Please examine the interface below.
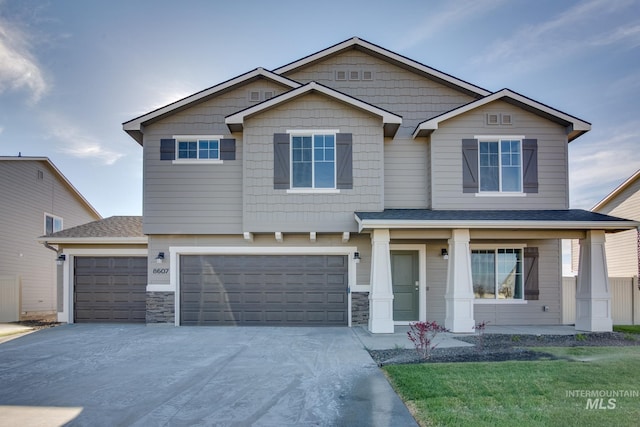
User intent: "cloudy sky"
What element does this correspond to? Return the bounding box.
[1,0,639,218]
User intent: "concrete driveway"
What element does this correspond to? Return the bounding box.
[0,324,417,426]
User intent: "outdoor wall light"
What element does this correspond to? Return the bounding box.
[155,252,165,264]
[56,254,66,265]
[353,252,361,264]
[441,248,449,260]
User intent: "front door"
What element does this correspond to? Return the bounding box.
[391,251,419,321]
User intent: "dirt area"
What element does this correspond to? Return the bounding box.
[14,319,61,331]
[369,332,640,366]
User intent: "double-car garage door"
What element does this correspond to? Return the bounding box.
[74,257,147,323]
[180,255,348,326]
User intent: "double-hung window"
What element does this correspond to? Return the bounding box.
[471,248,523,300]
[291,133,335,189]
[177,138,220,160]
[479,138,522,192]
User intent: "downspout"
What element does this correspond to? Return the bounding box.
[42,241,59,253]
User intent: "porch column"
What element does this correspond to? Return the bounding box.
[444,229,475,333]
[368,229,394,333]
[576,230,612,332]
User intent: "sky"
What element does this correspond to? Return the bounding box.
[1,0,639,219]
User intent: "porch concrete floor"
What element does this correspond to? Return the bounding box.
[353,325,579,351]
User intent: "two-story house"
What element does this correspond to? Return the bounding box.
[0,156,101,321]
[51,38,637,332]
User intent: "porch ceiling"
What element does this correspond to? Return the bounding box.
[355,209,639,233]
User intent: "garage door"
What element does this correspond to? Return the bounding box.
[74,257,147,323]
[180,255,348,326]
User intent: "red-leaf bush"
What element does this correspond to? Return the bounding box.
[407,321,449,360]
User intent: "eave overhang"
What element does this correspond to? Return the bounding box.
[225,81,403,137]
[122,68,301,145]
[38,237,148,245]
[412,89,591,142]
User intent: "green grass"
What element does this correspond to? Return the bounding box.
[384,347,640,427]
[614,325,640,335]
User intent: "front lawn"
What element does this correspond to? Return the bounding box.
[613,325,640,335]
[384,347,640,427]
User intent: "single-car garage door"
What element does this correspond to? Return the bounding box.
[74,257,147,323]
[180,255,348,326]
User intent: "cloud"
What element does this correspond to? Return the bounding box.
[569,121,640,208]
[472,0,638,72]
[0,15,48,103]
[396,0,508,50]
[44,113,124,165]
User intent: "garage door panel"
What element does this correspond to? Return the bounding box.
[180,255,347,326]
[74,257,147,323]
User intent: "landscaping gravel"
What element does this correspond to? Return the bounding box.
[369,332,640,366]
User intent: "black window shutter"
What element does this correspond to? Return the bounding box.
[462,139,479,193]
[273,133,290,189]
[522,139,538,193]
[336,133,353,189]
[524,247,539,301]
[160,139,176,160]
[220,138,236,160]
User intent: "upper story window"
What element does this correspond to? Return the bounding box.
[44,213,63,235]
[472,248,523,300]
[479,138,522,192]
[291,133,336,189]
[177,138,219,160]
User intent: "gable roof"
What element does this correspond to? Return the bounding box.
[592,169,640,211]
[412,89,591,142]
[274,37,491,98]
[122,68,301,144]
[38,216,145,244]
[355,209,638,233]
[225,81,403,137]
[0,156,101,219]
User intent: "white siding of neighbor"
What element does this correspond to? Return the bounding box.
[431,100,570,210]
[142,79,291,235]
[285,49,477,209]
[242,93,383,232]
[0,160,99,315]
[147,233,372,287]
[595,177,640,277]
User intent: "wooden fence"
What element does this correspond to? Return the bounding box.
[562,276,640,325]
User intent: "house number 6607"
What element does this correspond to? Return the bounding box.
[153,268,169,274]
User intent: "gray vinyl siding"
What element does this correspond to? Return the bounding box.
[594,177,640,277]
[424,242,449,324]
[242,93,383,232]
[431,100,570,209]
[285,49,476,209]
[142,79,290,235]
[473,239,562,325]
[0,160,99,314]
[147,233,372,287]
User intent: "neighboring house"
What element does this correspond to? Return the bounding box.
[572,170,640,277]
[0,156,101,322]
[49,37,637,332]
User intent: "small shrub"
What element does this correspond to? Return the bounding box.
[575,333,587,342]
[473,321,489,351]
[407,321,449,360]
[511,335,521,343]
[623,333,637,342]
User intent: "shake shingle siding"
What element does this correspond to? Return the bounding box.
[431,100,569,210]
[142,80,290,235]
[242,93,383,232]
[285,49,477,209]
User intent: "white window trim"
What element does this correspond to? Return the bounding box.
[44,212,63,234]
[288,130,338,190]
[470,244,527,303]
[475,135,525,194]
[173,134,224,163]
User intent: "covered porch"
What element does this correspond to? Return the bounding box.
[355,209,639,334]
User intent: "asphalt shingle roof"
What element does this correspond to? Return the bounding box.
[43,216,143,238]
[355,209,634,223]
